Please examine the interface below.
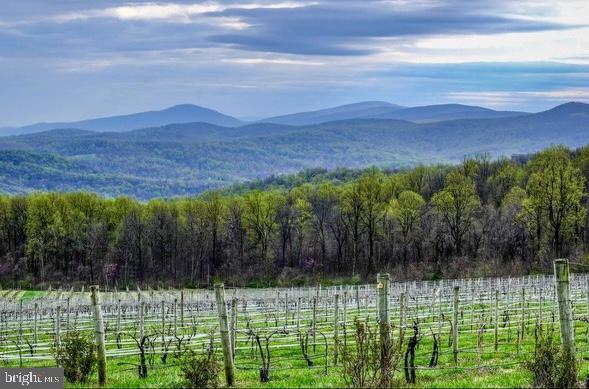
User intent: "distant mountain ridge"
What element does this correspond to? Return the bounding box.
[0,102,587,199]
[4,104,243,135]
[260,101,405,125]
[259,102,528,125]
[371,103,527,122]
[2,100,534,136]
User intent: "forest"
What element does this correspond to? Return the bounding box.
[0,144,587,288]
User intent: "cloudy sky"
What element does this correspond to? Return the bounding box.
[1,0,588,125]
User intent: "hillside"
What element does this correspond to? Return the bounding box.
[0,102,587,199]
[3,104,243,135]
[259,101,405,125]
[373,103,527,122]
[261,102,527,125]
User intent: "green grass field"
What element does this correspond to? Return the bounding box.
[1,275,588,388]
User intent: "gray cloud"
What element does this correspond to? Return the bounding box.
[0,0,587,125]
[208,1,575,55]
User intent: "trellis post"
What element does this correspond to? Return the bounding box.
[180,290,185,327]
[90,286,107,386]
[33,302,38,346]
[139,301,145,340]
[215,283,235,387]
[296,297,301,333]
[586,277,589,344]
[285,291,289,327]
[452,286,459,364]
[494,289,499,351]
[399,291,405,345]
[554,259,575,356]
[334,293,339,366]
[55,305,61,349]
[230,295,237,362]
[161,300,165,352]
[312,296,317,352]
[377,273,391,387]
[116,298,121,335]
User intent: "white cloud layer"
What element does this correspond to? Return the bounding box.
[55,2,316,24]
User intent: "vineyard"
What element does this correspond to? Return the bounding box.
[1,260,588,387]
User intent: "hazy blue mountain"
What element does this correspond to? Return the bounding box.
[261,101,405,125]
[261,102,528,125]
[0,102,586,199]
[373,103,528,122]
[3,104,243,135]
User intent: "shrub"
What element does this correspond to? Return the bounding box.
[181,348,221,389]
[525,334,577,388]
[53,331,96,383]
[342,319,402,388]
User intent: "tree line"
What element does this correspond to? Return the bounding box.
[0,145,587,288]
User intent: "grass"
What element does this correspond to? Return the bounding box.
[2,284,588,388]
[9,317,583,388]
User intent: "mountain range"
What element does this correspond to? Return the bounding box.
[2,104,243,135]
[0,101,587,199]
[2,101,529,136]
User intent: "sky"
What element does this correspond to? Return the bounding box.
[1,0,588,126]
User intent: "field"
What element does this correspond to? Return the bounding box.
[1,270,588,388]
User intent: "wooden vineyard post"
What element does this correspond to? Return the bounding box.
[343,288,348,355]
[399,292,405,346]
[586,277,589,344]
[334,293,339,366]
[180,290,185,328]
[173,298,178,336]
[296,297,301,333]
[437,289,442,350]
[230,296,237,361]
[215,283,235,387]
[137,291,143,338]
[356,285,360,316]
[554,259,575,357]
[55,305,61,348]
[18,299,23,345]
[312,297,317,352]
[33,302,38,346]
[494,289,499,351]
[139,301,145,340]
[285,292,289,327]
[452,286,459,364]
[539,286,544,331]
[90,286,107,386]
[520,287,526,341]
[161,300,166,352]
[116,298,121,335]
[377,273,391,388]
[66,297,70,331]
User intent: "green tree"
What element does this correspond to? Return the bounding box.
[432,171,481,255]
[342,182,364,276]
[309,183,339,270]
[203,191,227,277]
[525,146,586,257]
[388,190,425,265]
[358,171,386,274]
[25,193,66,281]
[488,160,524,207]
[242,190,280,260]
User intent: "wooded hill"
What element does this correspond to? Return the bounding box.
[0,102,587,199]
[0,144,587,287]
